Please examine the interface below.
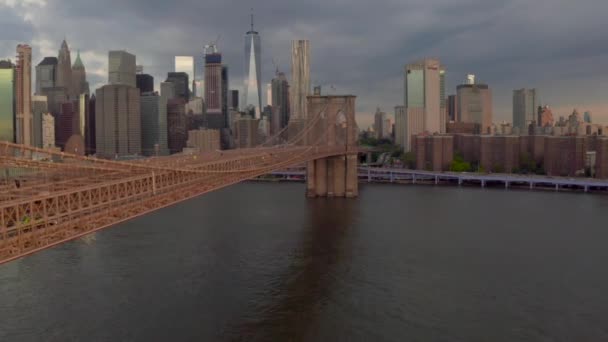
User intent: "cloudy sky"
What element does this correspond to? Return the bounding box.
[1,0,607,128]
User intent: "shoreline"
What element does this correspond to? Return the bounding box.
[250,174,608,195]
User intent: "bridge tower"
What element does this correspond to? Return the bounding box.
[305,95,358,198]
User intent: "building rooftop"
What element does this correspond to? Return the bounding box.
[72,51,84,69]
[38,57,58,66]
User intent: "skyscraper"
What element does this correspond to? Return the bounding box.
[204,46,224,129]
[0,60,15,142]
[394,106,406,149]
[55,101,77,150]
[194,55,205,98]
[513,88,538,134]
[228,89,239,110]
[108,50,136,87]
[136,73,154,94]
[221,66,229,128]
[446,95,457,122]
[35,57,57,94]
[175,56,195,96]
[141,92,169,156]
[403,58,446,151]
[167,98,187,154]
[166,72,190,102]
[374,108,387,139]
[71,51,89,96]
[32,95,48,148]
[271,71,290,129]
[290,40,310,121]
[266,83,272,107]
[56,40,73,97]
[456,83,493,134]
[95,84,141,157]
[16,44,33,146]
[243,13,262,118]
[86,94,96,154]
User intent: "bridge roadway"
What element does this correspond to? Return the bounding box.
[266,167,608,192]
[0,141,357,265]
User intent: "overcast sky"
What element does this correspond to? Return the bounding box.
[1,0,607,128]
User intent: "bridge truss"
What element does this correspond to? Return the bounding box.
[0,97,358,264]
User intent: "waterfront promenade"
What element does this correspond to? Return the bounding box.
[265,167,608,193]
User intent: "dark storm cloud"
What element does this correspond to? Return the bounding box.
[2,0,608,126]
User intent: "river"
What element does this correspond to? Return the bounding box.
[1,183,608,341]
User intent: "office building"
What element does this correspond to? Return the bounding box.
[56,101,76,150]
[194,55,205,98]
[0,60,14,142]
[271,71,290,129]
[290,40,311,121]
[513,88,538,133]
[446,95,457,122]
[35,57,57,94]
[166,72,190,102]
[204,46,225,129]
[86,94,96,154]
[266,83,272,107]
[186,128,220,153]
[394,106,406,149]
[42,87,68,116]
[16,44,33,146]
[56,40,73,97]
[140,92,169,156]
[243,14,262,117]
[42,112,55,149]
[235,116,260,148]
[136,73,154,93]
[108,50,136,87]
[167,98,187,154]
[456,83,493,134]
[175,56,195,96]
[95,84,141,158]
[403,58,446,151]
[77,94,89,139]
[32,95,48,148]
[71,51,89,96]
[374,108,387,139]
[221,66,229,128]
[228,89,239,110]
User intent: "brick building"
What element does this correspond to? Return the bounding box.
[412,135,453,171]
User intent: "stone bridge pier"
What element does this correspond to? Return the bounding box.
[305,95,358,198]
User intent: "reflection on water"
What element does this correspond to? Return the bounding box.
[231,198,357,341]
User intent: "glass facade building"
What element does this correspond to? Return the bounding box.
[0,64,14,142]
[402,58,446,151]
[512,88,538,133]
[244,20,262,118]
[175,56,195,96]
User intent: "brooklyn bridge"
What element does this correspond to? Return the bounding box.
[0,95,359,265]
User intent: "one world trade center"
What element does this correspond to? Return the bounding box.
[243,13,262,118]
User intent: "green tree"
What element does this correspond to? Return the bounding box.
[449,153,472,172]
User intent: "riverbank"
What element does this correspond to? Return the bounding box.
[252,168,608,194]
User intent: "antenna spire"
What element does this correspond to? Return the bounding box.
[250,8,254,31]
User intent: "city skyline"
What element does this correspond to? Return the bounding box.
[1,0,607,128]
